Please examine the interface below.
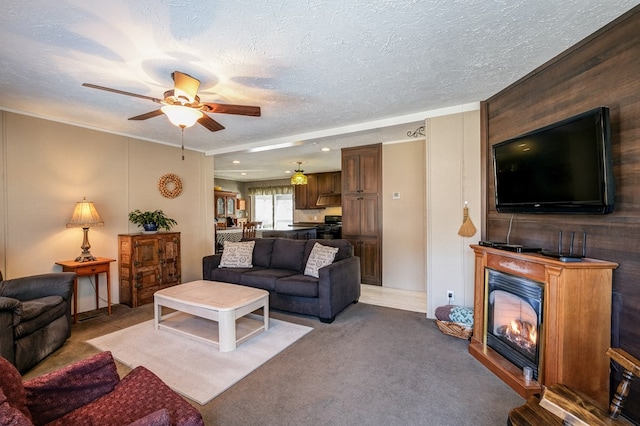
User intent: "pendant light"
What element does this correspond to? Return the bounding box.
[290,162,308,185]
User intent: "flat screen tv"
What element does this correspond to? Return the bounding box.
[493,106,614,214]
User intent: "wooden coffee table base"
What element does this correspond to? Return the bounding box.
[154,280,269,352]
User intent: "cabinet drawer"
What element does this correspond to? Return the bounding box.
[75,264,110,275]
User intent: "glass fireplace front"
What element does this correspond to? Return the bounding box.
[486,269,544,380]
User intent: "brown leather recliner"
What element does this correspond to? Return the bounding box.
[0,272,75,373]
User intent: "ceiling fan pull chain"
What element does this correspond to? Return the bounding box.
[181,126,185,161]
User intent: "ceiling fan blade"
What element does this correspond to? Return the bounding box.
[203,102,261,117]
[172,71,200,103]
[82,83,162,103]
[198,114,225,132]
[128,109,164,120]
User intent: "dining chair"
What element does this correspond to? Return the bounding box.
[242,221,259,239]
[508,347,640,425]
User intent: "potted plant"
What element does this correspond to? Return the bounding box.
[128,209,177,232]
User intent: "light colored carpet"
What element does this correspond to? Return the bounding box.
[87,312,312,405]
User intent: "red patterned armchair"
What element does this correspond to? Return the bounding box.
[0,351,204,426]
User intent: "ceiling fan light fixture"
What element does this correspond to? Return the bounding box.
[161,105,203,128]
[290,162,308,185]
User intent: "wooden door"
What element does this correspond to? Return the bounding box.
[159,234,181,284]
[342,152,360,194]
[358,238,381,285]
[131,237,161,305]
[341,195,361,236]
[358,146,382,194]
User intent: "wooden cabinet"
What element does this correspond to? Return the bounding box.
[215,190,237,218]
[236,198,246,210]
[118,233,181,308]
[317,171,341,195]
[295,172,341,209]
[341,144,382,285]
[468,245,618,407]
[294,174,319,209]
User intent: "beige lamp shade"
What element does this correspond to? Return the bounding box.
[67,198,104,228]
[67,197,103,262]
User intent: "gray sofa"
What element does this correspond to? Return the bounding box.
[202,238,361,323]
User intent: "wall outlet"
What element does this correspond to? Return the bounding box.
[447,290,454,300]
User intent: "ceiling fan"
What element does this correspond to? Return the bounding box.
[82,71,261,132]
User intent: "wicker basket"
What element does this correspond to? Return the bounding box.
[436,320,472,340]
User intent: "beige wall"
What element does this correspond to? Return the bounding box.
[0,112,214,314]
[425,108,481,317]
[382,139,426,292]
[0,107,481,318]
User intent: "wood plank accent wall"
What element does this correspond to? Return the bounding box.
[482,6,640,420]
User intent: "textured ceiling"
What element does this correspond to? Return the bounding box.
[1,1,637,181]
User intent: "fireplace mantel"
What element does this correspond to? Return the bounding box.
[468,245,618,408]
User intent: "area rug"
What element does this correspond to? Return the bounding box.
[87,313,312,405]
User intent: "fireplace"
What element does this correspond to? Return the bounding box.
[469,245,617,406]
[486,269,543,380]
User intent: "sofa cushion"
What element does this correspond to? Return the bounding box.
[304,239,353,263]
[240,269,297,291]
[270,239,307,272]
[208,267,257,285]
[47,366,203,426]
[127,408,171,426]
[25,351,119,425]
[275,274,319,298]
[304,242,339,278]
[15,296,67,339]
[0,388,31,426]
[252,238,275,268]
[219,241,255,268]
[0,356,31,422]
[20,295,64,321]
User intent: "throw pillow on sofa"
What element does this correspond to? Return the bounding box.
[304,242,339,278]
[219,241,255,268]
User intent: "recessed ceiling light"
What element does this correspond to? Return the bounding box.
[232,160,240,164]
[240,172,247,175]
[321,147,330,152]
[285,170,291,174]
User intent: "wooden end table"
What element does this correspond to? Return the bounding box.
[55,257,116,324]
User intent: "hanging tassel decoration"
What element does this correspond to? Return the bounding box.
[458,201,477,237]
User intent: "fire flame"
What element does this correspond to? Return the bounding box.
[509,319,537,346]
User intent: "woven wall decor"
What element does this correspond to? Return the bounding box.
[158,173,183,198]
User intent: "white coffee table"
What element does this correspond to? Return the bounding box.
[154,280,269,352]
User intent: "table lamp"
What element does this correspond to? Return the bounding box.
[67,197,104,262]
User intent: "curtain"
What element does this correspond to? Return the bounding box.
[247,185,293,196]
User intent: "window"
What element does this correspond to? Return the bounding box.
[249,185,293,229]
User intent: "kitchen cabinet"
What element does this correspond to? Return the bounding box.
[341,144,382,285]
[295,172,341,209]
[317,171,341,195]
[294,174,319,209]
[215,190,237,218]
[118,232,181,307]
